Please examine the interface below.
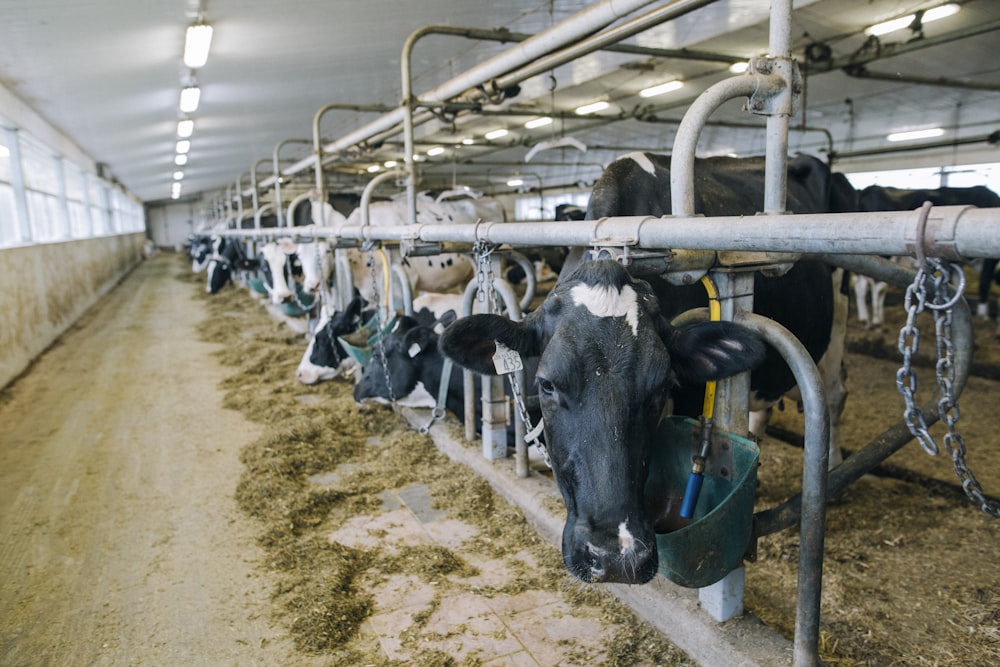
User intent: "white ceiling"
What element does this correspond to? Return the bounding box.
[1,0,998,207]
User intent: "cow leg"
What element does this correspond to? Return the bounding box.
[853,274,871,328]
[820,270,849,468]
[978,258,998,320]
[870,280,888,330]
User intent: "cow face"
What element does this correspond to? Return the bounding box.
[296,239,332,294]
[295,296,367,384]
[206,237,232,294]
[440,259,765,584]
[259,239,300,304]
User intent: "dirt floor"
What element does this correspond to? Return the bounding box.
[1,254,998,666]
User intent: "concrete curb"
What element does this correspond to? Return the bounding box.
[398,407,795,667]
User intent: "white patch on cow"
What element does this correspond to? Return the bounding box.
[407,342,421,358]
[570,283,639,336]
[623,151,656,176]
[618,521,635,555]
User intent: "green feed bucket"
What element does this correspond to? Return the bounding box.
[646,416,759,588]
[338,313,397,366]
[248,276,268,295]
[281,288,316,317]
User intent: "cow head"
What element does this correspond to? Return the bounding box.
[295,295,368,384]
[353,309,456,408]
[206,236,232,294]
[296,239,333,294]
[440,259,765,584]
[258,239,300,304]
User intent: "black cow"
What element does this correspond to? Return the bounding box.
[855,185,1000,327]
[439,152,849,584]
[441,259,765,583]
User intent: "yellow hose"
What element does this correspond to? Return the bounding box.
[375,247,391,308]
[700,275,721,419]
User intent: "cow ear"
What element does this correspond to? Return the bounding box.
[439,314,539,376]
[664,321,766,383]
[403,326,436,358]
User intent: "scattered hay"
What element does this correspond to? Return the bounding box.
[191,264,693,665]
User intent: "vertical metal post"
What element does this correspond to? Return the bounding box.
[480,252,509,460]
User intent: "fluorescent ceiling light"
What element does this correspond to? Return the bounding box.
[484,128,509,140]
[174,154,188,166]
[639,80,683,98]
[461,137,475,145]
[575,101,609,115]
[524,117,553,129]
[886,127,945,142]
[507,177,524,187]
[426,146,445,156]
[865,3,959,36]
[179,86,201,113]
[176,140,191,154]
[171,182,182,198]
[184,23,214,69]
[383,160,397,168]
[177,119,194,138]
[367,165,380,173]
[729,62,749,74]
[173,171,184,181]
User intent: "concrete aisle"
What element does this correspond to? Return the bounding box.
[0,254,318,666]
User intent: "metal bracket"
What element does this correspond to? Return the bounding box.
[746,56,802,117]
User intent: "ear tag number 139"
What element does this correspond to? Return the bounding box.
[492,341,523,375]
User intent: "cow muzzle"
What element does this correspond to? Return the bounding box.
[565,519,658,584]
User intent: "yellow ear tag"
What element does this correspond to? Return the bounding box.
[492,341,523,375]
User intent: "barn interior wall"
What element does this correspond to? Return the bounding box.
[146,199,207,250]
[0,233,146,391]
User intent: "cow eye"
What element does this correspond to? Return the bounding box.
[537,377,555,396]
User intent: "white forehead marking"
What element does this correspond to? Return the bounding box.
[618,520,635,555]
[622,151,656,176]
[570,282,639,336]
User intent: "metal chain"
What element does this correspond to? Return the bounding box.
[365,240,395,408]
[473,242,549,467]
[896,255,1000,517]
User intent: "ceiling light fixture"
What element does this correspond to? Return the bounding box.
[639,80,683,98]
[174,154,188,166]
[176,140,191,154]
[886,127,945,142]
[524,117,553,129]
[575,101,609,115]
[506,177,525,187]
[865,3,959,37]
[383,160,397,168]
[484,128,509,140]
[173,171,184,181]
[461,137,475,145]
[183,22,214,69]
[177,119,194,138]
[729,62,749,74]
[179,86,201,113]
[171,182,182,199]
[426,146,446,156]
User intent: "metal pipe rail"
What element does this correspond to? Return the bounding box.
[210,205,1000,260]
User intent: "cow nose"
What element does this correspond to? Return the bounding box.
[572,522,658,584]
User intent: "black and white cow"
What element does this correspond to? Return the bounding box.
[855,185,1000,328]
[188,234,214,272]
[438,152,851,584]
[441,259,765,583]
[295,294,372,384]
[562,152,851,462]
[257,238,305,305]
[206,236,259,294]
